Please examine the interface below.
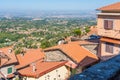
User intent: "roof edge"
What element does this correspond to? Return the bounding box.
[97,2,120,11]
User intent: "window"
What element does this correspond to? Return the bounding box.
[7,67,12,74]
[104,20,113,30]
[105,42,114,53]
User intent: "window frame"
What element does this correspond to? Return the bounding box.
[103,19,114,30]
[7,67,12,74]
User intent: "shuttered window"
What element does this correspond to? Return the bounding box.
[105,42,114,53]
[7,67,12,74]
[104,20,113,30]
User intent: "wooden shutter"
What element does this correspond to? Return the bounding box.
[104,20,108,29]
[108,20,113,29]
[106,43,114,53]
[104,20,113,30]
[7,67,12,74]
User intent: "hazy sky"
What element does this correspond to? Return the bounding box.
[0,0,120,11]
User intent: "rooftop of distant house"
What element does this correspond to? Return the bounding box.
[69,55,120,80]
[18,61,67,78]
[97,2,120,11]
[44,41,98,67]
[0,47,17,68]
[15,48,45,69]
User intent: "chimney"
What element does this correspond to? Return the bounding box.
[20,50,25,56]
[8,48,12,53]
[32,63,36,72]
[20,53,24,56]
[33,65,36,72]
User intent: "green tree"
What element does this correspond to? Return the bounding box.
[85,27,90,34]
[15,48,22,55]
[73,28,82,38]
[40,40,51,49]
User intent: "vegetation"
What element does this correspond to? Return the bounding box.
[15,48,22,55]
[85,26,90,34]
[0,32,26,43]
[40,39,51,49]
[71,69,77,76]
[73,28,82,38]
[0,17,96,51]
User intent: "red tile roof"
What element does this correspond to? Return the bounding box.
[97,2,120,11]
[0,47,17,67]
[69,40,96,45]
[100,37,120,44]
[7,74,15,78]
[18,61,67,78]
[15,48,45,69]
[44,42,98,66]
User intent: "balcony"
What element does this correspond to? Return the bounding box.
[98,28,120,39]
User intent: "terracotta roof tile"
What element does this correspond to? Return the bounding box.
[44,42,98,66]
[100,37,120,44]
[15,48,45,69]
[18,61,67,78]
[69,40,96,45]
[97,2,120,11]
[7,74,15,78]
[0,47,17,67]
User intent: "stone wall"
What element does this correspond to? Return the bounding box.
[45,50,71,62]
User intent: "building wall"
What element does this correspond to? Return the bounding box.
[0,65,16,78]
[81,44,99,55]
[97,15,120,29]
[100,42,120,60]
[25,66,70,80]
[44,50,77,68]
[45,50,71,62]
[97,15,120,39]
